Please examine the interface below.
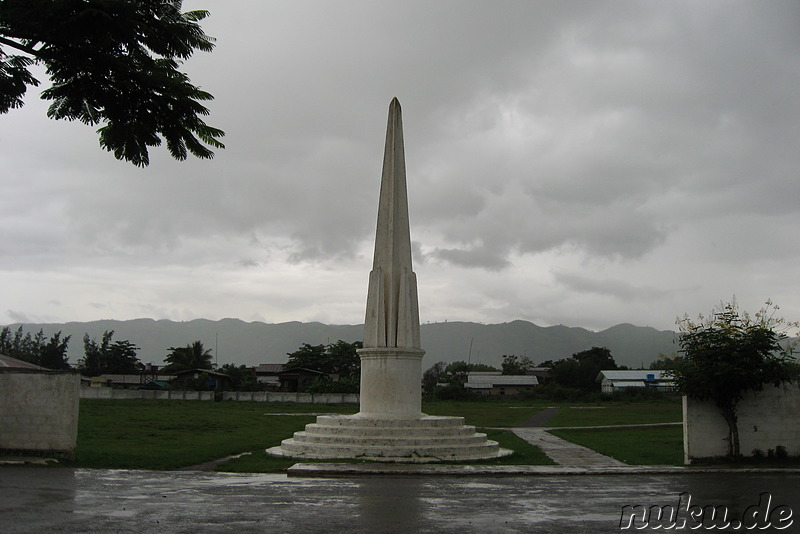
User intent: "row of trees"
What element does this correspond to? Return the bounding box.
[284,340,362,393]
[0,326,71,370]
[0,326,220,376]
[421,347,625,400]
[0,324,361,392]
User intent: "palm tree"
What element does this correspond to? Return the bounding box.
[164,341,213,373]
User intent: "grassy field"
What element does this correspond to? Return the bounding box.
[422,400,548,427]
[69,397,682,472]
[544,400,682,427]
[549,425,684,465]
[72,399,556,472]
[73,400,332,470]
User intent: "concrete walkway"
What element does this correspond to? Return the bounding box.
[510,428,628,467]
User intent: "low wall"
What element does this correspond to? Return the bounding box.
[683,382,800,463]
[79,388,359,404]
[222,391,359,404]
[80,389,215,401]
[0,371,80,458]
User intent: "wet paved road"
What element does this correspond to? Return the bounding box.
[1,467,799,533]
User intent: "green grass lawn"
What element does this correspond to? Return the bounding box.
[69,398,683,472]
[72,399,558,472]
[73,400,325,470]
[422,400,548,427]
[544,400,682,428]
[549,425,684,465]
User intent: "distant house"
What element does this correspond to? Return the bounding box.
[527,367,550,384]
[255,364,332,392]
[0,353,46,371]
[464,372,539,396]
[171,369,232,392]
[94,374,174,389]
[596,370,675,393]
[274,367,327,392]
[255,363,284,388]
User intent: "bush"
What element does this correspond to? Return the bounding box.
[603,387,681,402]
[433,383,482,401]
[304,376,359,394]
[518,384,600,402]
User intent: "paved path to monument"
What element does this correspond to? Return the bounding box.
[510,406,683,468]
[510,427,628,467]
[2,467,798,533]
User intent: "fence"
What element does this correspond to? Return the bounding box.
[80,388,358,404]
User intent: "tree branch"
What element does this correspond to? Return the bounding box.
[0,35,42,58]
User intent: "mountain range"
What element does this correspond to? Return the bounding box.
[4,319,679,370]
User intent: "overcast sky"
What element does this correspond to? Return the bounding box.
[1,1,799,332]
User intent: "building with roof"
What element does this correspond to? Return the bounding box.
[0,353,80,459]
[255,363,284,388]
[0,353,47,371]
[596,369,675,394]
[93,373,175,389]
[464,372,539,396]
[255,364,336,392]
[171,369,233,392]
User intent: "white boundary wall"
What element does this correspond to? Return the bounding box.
[81,388,215,401]
[80,388,358,404]
[223,391,358,404]
[0,372,80,457]
[683,382,800,463]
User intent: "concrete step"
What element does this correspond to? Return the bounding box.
[303,423,478,438]
[277,438,503,461]
[291,431,489,447]
[314,415,467,428]
[267,413,513,462]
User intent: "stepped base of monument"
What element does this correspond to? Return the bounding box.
[267,414,512,463]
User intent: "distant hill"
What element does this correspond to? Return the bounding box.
[3,318,679,370]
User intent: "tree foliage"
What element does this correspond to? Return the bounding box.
[422,361,448,397]
[285,340,362,379]
[649,353,680,370]
[0,325,70,369]
[0,0,224,166]
[218,363,261,391]
[163,340,213,373]
[80,330,140,375]
[546,346,619,392]
[672,299,799,458]
[501,354,534,375]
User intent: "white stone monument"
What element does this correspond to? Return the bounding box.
[268,99,510,462]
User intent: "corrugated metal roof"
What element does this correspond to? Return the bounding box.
[0,353,48,371]
[98,374,174,384]
[596,370,669,381]
[466,374,539,387]
[255,364,285,374]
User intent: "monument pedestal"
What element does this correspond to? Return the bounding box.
[268,347,512,462]
[357,347,424,418]
[267,414,509,463]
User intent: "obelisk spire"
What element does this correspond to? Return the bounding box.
[363,98,421,349]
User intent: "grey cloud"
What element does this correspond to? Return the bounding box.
[553,271,669,302]
[427,245,511,270]
[2,1,799,330]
